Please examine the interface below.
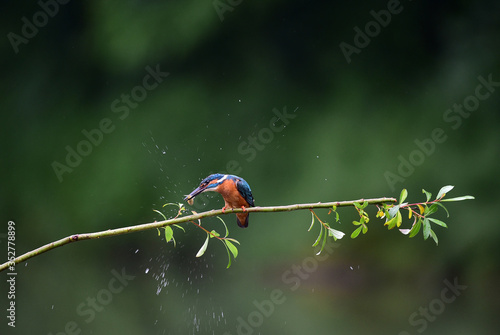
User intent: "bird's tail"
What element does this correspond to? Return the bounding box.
[236,213,249,228]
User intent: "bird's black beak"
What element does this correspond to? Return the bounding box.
[184,185,206,202]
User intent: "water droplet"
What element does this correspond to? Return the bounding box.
[135,249,139,253]
[316,155,319,158]
[145,268,150,274]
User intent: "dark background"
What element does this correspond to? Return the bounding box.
[1,1,499,334]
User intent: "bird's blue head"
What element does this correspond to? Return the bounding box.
[184,173,227,201]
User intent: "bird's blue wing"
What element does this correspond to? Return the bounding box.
[236,179,255,207]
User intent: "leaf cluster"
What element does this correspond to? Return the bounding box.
[307,185,473,250]
[309,206,345,255]
[377,186,473,245]
[153,203,240,268]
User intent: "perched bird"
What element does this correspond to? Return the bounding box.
[184,174,255,228]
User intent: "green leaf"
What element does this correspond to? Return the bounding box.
[428,218,448,228]
[388,205,400,219]
[385,210,401,229]
[441,195,475,202]
[425,204,438,216]
[308,212,315,231]
[173,224,185,232]
[436,185,454,200]
[216,216,229,237]
[351,226,362,239]
[429,229,439,246]
[384,215,398,230]
[225,240,238,258]
[423,218,431,240]
[362,224,368,234]
[399,188,408,204]
[164,226,173,242]
[210,230,220,238]
[224,238,240,245]
[196,234,210,257]
[162,202,181,211]
[422,189,432,202]
[352,220,361,226]
[328,227,345,240]
[354,201,368,210]
[409,219,421,238]
[153,209,167,221]
[434,202,450,218]
[319,230,328,255]
[396,210,403,228]
[225,247,232,269]
[312,226,323,247]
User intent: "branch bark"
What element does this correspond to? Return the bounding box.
[0,197,396,272]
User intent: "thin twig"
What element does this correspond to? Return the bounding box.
[0,197,396,272]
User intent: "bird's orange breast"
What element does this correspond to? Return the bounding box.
[216,179,250,208]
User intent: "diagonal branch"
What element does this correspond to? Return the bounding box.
[0,197,396,272]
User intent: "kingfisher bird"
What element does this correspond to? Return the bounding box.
[184,174,255,228]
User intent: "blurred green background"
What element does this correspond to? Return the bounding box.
[1,1,499,334]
